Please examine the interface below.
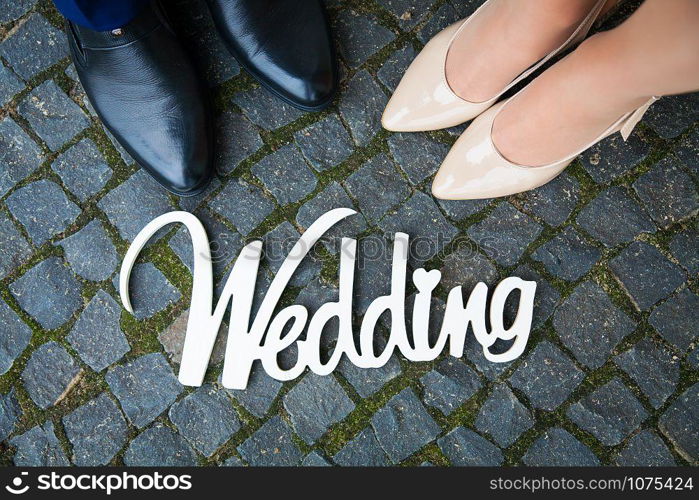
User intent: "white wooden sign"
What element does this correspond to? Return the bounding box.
[120,208,536,390]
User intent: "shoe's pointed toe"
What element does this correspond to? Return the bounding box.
[291,68,337,110]
[207,0,337,111]
[381,20,495,132]
[158,141,213,197]
[381,88,421,132]
[431,101,569,200]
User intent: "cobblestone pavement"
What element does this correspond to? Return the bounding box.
[1,0,697,467]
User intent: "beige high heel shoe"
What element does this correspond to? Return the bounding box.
[431,93,659,200]
[381,0,610,132]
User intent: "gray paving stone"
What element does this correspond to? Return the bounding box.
[101,125,133,164]
[18,80,89,151]
[115,263,181,319]
[508,264,560,330]
[688,345,699,370]
[467,203,542,267]
[0,213,31,281]
[377,45,417,92]
[352,236,394,315]
[0,389,21,442]
[237,416,303,466]
[0,117,43,198]
[67,290,129,372]
[644,93,699,139]
[0,0,35,24]
[232,86,303,130]
[302,451,330,466]
[615,430,676,466]
[376,0,435,28]
[659,382,699,461]
[371,388,440,462]
[519,172,580,227]
[438,197,491,221]
[649,289,699,352]
[440,246,498,293]
[420,358,482,415]
[438,427,503,466]
[10,421,69,466]
[567,378,647,446]
[296,182,367,252]
[335,11,395,67]
[0,13,67,80]
[463,334,515,381]
[388,133,448,185]
[0,65,23,107]
[169,209,242,280]
[178,178,221,213]
[105,353,183,428]
[345,153,410,223]
[532,227,601,282]
[209,178,275,236]
[615,337,679,409]
[337,335,402,397]
[10,256,82,330]
[6,180,80,245]
[610,241,685,311]
[576,186,656,247]
[633,157,698,229]
[160,309,227,368]
[59,220,118,281]
[674,128,699,176]
[123,424,198,466]
[295,277,338,312]
[22,341,80,409]
[475,384,533,447]
[522,428,600,466]
[553,281,635,369]
[283,373,354,444]
[221,455,244,466]
[669,227,698,275]
[169,384,241,457]
[379,191,458,265]
[418,2,460,43]
[509,341,585,411]
[262,221,321,286]
[333,427,390,466]
[580,130,650,183]
[63,393,128,466]
[252,145,317,205]
[51,139,112,201]
[98,170,175,242]
[448,0,482,17]
[226,362,283,418]
[444,121,469,138]
[339,70,388,146]
[295,115,354,172]
[0,299,31,376]
[174,0,240,87]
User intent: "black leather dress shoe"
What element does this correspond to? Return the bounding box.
[66,2,213,196]
[206,0,338,111]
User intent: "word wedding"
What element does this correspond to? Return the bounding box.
[120,208,536,390]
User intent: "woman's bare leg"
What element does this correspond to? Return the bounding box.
[446,0,605,102]
[492,0,699,166]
